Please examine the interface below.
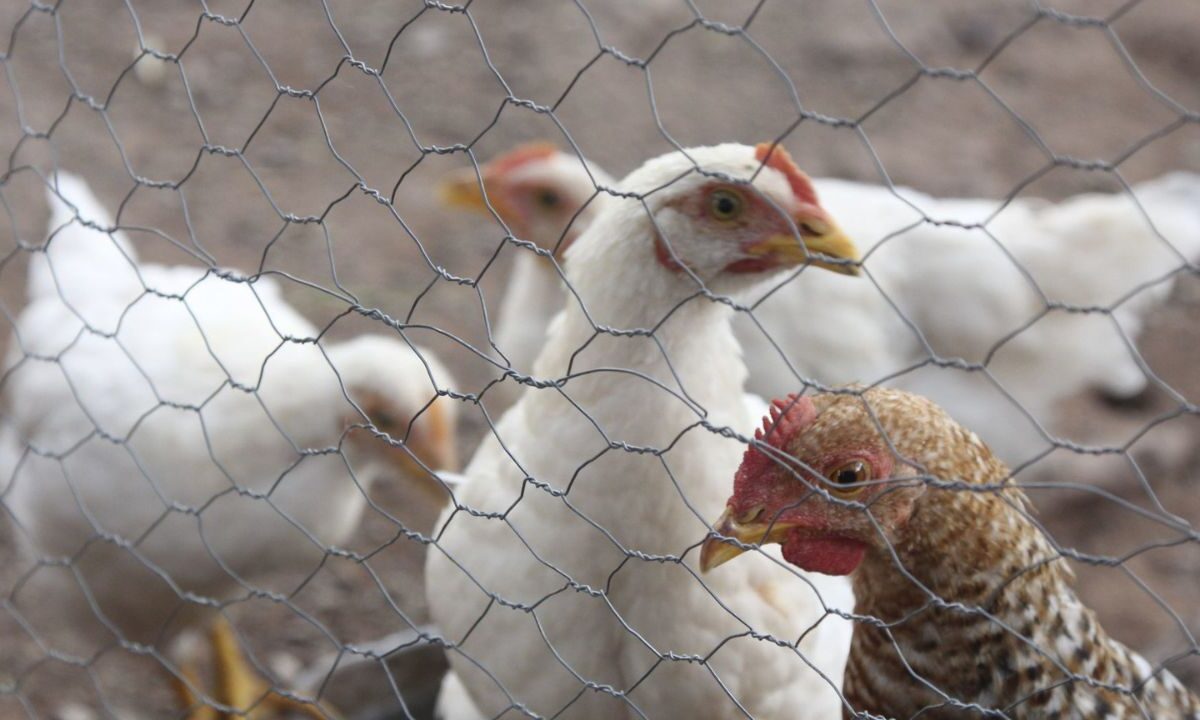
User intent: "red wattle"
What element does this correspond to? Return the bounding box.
[653,234,685,272]
[781,532,866,576]
[723,257,778,273]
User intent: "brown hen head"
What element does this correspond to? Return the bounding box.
[701,387,998,576]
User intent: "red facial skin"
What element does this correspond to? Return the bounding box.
[482,142,584,257]
[754,143,819,208]
[722,256,800,274]
[489,142,558,177]
[653,183,829,274]
[653,145,838,275]
[781,532,867,576]
[725,395,897,576]
[505,178,586,255]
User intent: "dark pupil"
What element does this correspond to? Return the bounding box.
[538,190,560,207]
[376,412,397,429]
[715,196,736,215]
[835,466,860,485]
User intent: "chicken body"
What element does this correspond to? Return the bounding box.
[441,147,1200,462]
[1,173,457,661]
[426,144,857,719]
[703,388,1199,718]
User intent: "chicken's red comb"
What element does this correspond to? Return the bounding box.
[760,394,815,447]
[488,141,560,177]
[754,143,819,208]
[740,394,816,478]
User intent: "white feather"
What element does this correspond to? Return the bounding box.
[3,173,457,656]
[485,157,617,408]
[428,145,854,720]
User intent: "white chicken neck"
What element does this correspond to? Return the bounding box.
[517,200,760,541]
[535,199,747,393]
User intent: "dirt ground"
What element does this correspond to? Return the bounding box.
[0,0,1197,718]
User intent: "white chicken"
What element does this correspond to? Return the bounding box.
[427,143,859,719]
[440,145,1200,463]
[0,172,460,717]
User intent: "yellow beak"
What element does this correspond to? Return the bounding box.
[699,506,798,572]
[745,218,859,276]
[437,166,492,215]
[391,400,459,507]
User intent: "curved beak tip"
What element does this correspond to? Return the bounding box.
[698,508,799,572]
[805,224,860,276]
[699,507,745,573]
[747,222,860,277]
[699,535,745,573]
[397,426,458,507]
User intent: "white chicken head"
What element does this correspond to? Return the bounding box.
[325,335,459,503]
[579,142,859,295]
[438,142,613,258]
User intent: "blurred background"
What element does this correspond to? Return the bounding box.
[0,1,1197,718]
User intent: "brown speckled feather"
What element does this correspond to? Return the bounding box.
[792,389,1199,719]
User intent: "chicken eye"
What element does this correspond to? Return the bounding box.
[374,411,399,431]
[708,189,744,222]
[826,460,870,497]
[535,188,561,209]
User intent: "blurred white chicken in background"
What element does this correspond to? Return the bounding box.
[0,172,460,718]
[440,144,1200,463]
[827,172,1200,462]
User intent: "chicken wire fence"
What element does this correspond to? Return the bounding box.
[0,1,1197,719]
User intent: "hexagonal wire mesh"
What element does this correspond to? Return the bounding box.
[0,1,1198,719]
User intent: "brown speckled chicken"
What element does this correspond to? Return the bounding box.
[701,388,1199,719]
